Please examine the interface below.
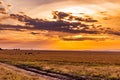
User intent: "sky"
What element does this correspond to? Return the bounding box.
[0,0,120,50]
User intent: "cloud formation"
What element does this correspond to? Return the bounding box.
[52,11,98,22]
[8,13,101,34]
[62,36,108,41]
[8,11,120,36]
[0,7,7,14]
[0,10,119,38]
[0,0,120,42]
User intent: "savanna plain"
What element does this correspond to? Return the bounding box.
[0,49,120,80]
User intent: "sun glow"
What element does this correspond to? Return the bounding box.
[58,6,96,15]
[74,35,83,38]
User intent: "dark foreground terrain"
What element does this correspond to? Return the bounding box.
[0,50,120,80]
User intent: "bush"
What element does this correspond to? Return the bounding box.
[0,48,2,50]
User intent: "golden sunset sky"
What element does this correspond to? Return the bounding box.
[0,0,120,50]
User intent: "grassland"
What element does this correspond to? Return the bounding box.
[0,50,120,79]
[0,65,40,80]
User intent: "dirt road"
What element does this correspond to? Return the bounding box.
[0,62,86,80]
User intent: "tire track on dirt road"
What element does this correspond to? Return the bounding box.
[0,62,86,80]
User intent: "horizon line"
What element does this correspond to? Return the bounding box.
[1,48,120,52]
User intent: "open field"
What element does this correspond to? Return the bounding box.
[0,64,40,80]
[0,50,120,79]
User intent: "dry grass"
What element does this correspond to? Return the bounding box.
[0,65,40,80]
[0,50,120,79]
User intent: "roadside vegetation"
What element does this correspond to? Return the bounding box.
[0,65,40,80]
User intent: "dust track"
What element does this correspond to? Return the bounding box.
[0,62,86,80]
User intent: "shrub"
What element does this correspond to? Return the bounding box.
[0,48,2,50]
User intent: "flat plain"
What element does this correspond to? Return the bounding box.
[0,50,120,80]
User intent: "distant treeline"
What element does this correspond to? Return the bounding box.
[0,48,21,50]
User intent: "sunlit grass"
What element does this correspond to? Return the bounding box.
[0,50,120,79]
[0,66,40,80]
